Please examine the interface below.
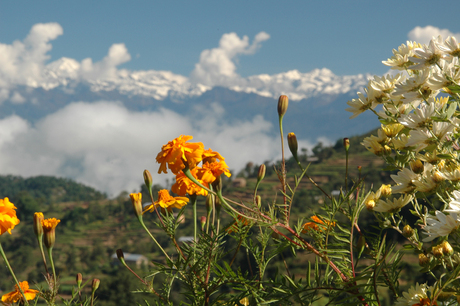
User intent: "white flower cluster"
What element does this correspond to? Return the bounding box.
[395,283,434,306]
[348,35,460,242]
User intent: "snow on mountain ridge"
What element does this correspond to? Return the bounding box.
[38,58,369,101]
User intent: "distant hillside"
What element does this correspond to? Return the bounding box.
[0,175,106,205]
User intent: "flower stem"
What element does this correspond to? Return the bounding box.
[139,219,172,263]
[190,194,198,261]
[37,235,49,275]
[0,241,30,306]
[278,116,288,223]
[47,247,57,294]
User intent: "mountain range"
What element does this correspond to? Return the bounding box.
[1,59,378,142]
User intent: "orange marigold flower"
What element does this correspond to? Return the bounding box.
[202,148,225,164]
[302,216,335,233]
[171,168,209,196]
[156,135,204,174]
[1,281,39,303]
[0,197,20,235]
[198,161,231,184]
[42,218,60,231]
[144,189,189,213]
[42,218,60,248]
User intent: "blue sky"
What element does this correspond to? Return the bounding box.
[1,1,460,195]
[2,1,459,78]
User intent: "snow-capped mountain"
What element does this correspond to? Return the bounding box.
[35,57,370,103]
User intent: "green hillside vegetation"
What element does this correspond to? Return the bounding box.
[0,129,423,305]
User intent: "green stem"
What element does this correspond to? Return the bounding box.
[279,116,287,223]
[139,220,172,263]
[191,195,197,243]
[47,247,57,293]
[190,194,198,262]
[0,241,30,306]
[37,235,49,275]
[345,149,349,193]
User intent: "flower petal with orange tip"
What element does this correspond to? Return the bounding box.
[0,197,20,235]
[202,148,225,164]
[144,189,189,213]
[42,218,60,231]
[302,216,335,233]
[198,161,231,184]
[1,281,39,303]
[156,135,204,174]
[172,168,209,196]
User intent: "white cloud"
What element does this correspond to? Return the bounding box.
[0,101,282,196]
[408,26,460,45]
[80,43,131,80]
[0,24,369,102]
[190,32,270,87]
[0,22,63,90]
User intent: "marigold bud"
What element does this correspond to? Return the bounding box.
[129,193,143,219]
[357,166,362,171]
[255,195,262,208]
[442,241,454,256]
[143,169,153,189]
[410,160,424,174]
[116,248,124,260]
[287,132,298,159]
[402,225,414,238]
[343,138,350,151]
[205,194,214,215]
[42,218,60,249]
[419,253,430,266]
[277,95,289,117]
[33,212,44,238]
[257,164,266,182]
[200,216,206,231]
[91,278,100,291]
[76,273,82,287]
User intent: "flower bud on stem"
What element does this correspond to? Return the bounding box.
[344,138,350,192]
[116,249,148,286]
[90,279,100,306]
[254,164,266,206]
[42,218,60,293]
[277,95,288,223]
[34,212,49,275]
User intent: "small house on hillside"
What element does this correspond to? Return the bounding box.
[111,252,149,268]
[232,178,246,188]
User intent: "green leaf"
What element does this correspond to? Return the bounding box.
[436,154,454,159]
[447,84,460,93]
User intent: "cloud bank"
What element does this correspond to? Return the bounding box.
[0,101,322,196]
[1,23,457,195]
[408,25,460,45]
